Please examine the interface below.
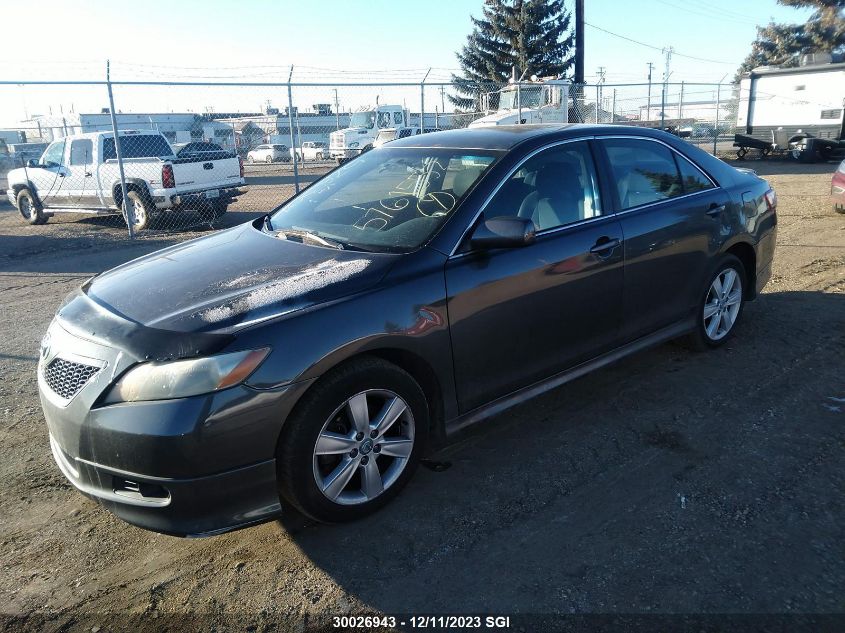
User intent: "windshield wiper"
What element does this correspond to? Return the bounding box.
[277,228,344,250]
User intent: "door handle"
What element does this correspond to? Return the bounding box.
[57,172,65,177]
[589,237,621,256]
[84,172,92,177]
[706,202,727,217]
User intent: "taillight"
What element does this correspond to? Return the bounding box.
[238,156,244,178]
[764,188,777,212]
[162,164,175,189]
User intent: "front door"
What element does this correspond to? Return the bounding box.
[28,140,68,208]
[446,140,625,412]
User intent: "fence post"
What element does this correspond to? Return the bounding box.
[678,81,685,119]
[420,68,431,134]
[595,84,600,123]
[713,83,722,155]
[612,89,616,123]
[105,60,134,239]
[287,65,300,194]
[660,82,666,129]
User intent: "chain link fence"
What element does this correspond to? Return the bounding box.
[0,78,737,240]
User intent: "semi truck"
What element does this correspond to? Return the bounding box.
[329,105,407,164]
[468,79,570,128]
[734,55,845,162]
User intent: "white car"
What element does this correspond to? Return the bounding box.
[291,142,328,161]
[246,144,290,163]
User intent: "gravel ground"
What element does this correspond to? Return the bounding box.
[0,159,843,632]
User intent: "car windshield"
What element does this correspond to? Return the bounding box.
[268,148,499,253]
[350,111,376,129]
[499,86,542,109]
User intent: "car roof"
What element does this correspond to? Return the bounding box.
[386,124,680,151]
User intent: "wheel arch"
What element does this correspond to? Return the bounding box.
[111,178,151,208]
[12,181,41,207]
[723,240,756,300]
[275,347,447,450]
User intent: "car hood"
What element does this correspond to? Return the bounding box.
[84,221,394,333]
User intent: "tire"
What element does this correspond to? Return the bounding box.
[265,155,273,163]
[316,152,323,161]
[834,204,845,214]
[247,155,255,163]
[124,189,152,231]
[277,357,429,523]
[686,254,747,351]
[16,188,46,225]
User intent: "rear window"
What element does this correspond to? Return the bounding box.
[102,135,174,160]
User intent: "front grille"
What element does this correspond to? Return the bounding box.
[43,358,99,400]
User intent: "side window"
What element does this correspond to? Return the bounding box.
[41,141,66,167]
[377,111,392,128]
[393,111,404,125]
[484,141,601,231]
[601,138,683,210]
[675,154,714,194]
[69,139,93,166]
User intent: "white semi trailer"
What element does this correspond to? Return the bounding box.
[734,55,845,162]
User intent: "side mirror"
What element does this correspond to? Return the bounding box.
[470,216,536,250]
[26,158,39,168]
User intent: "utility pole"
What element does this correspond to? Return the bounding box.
[574,0,584,86]
[646,62,654,122]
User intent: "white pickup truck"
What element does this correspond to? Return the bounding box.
[6,130,246,230]
[290,141,328,162]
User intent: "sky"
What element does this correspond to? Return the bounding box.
[0,0,814,126]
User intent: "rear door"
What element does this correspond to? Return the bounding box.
[64,138,99,207]
[596,136,728,341]
[446,140,625,412]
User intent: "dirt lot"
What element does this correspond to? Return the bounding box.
[0,159,843,632]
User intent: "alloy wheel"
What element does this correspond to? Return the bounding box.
[131,197,146,227]
[20,195,34,220]
[312,389,415,506]
[703,267,742,341]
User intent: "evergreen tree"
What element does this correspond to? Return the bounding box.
[736,0,845,79]
[451,0,575,110]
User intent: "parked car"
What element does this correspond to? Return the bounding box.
[37,125,777,536]
[373,127,441,149]
[247,144,290,163]
[291,141,328,161]
[174,141,228,159]
[6,130,245,230]
[832,159,845,213]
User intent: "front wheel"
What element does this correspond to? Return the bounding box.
[265,155,273,163]
[687,254,747,351]
[277,357,428,523]
[17,188,46,225]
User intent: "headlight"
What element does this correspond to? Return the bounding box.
[348,142,359,148]
[104,348,270,403]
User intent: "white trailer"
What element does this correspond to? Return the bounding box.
[735,57,845,162]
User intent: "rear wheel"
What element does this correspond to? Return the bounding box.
[17,188,46,225]
[124,189,152,231]
[265,155,273,163]
[247,155,255,163]
[687,254,746,351]
[277,357,428,523]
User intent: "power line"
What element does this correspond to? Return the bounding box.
[584,21,736,65]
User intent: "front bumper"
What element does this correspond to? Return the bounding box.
[330,148,362,159]
[38,318,313,536]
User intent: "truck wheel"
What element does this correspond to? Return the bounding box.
[17,188,46,225]
[247,155,255,163]
[124,190,152,231]
[265,155,273,163]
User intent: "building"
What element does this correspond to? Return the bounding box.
[23,112,206,144]
[638,99,731,123]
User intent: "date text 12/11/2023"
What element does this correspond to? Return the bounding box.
[332,615,512,629]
